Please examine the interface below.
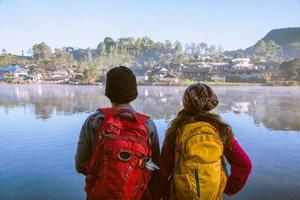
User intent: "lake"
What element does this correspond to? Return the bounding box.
[0,84,300,200]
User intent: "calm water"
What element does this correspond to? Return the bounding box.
[0,84,300,200]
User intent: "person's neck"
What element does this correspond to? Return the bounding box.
[111,103,131,110]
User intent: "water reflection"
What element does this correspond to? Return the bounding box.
[1,84,300,200]
[0,84,300,131]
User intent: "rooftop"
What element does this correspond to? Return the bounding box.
[181,67,211,73]
[0,65,26,72]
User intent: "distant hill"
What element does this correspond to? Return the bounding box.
[227,27,300,60]
[262,27,300,58]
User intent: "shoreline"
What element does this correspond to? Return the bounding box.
[1,81,299,87]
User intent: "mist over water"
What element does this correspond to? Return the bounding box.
[0,84,300,200]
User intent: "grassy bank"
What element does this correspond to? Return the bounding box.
[264,81,300,86]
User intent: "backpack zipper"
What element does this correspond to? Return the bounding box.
[183,131,219,155]
[194,168,200,198]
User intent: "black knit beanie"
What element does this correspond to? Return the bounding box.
[105,66,138,103]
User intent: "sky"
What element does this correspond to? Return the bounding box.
[0,0,300,55]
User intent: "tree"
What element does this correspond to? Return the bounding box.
[217,45,223,54]
[190,42,196,55]
[215,45,224,59]
[32,42,53,63]
[161,53,173,67]
[117,37,135,55]
[71,48,91,61]
[164,40,173,53]
[144,59,157,69]
[261,72,273,83]
[253,40,267,57]
[234,52,244,58]
[253,40,282,62]
[83,65,100,83]
[184,43,191,54]
[174,41,182,56]
[265,41,282,62]
[97,42,106,56]
[85,48,93,62]
[250,54,260,65]
[142,37,155,52]
[279,58,300,80]
[103,37,116,54]
[53,47,76,67]
[208,45,217,56]
[27,49,33,56]
[199,43,208,55]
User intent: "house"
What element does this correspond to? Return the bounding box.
[71,73,84,80]
[0,65,28,78]
[69,72,85,84]
[50,69,70,83]
[159,73,179,85]
[129,66,148,83]
[160,67,168,74]
[144,67,169,82]
[52,69,69,78]
[30,73,43,82]
[208,62,231,82]
[210,62,231,71]
[258,60,275,70]
[185,62,210,68]
[180,66,211,81]
[231,58,255,69]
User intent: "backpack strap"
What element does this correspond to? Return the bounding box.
[99,108,149,123]
[85,109,111,187]
[98,108,114,120]
[221,155,229,177]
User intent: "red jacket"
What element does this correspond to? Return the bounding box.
[159,137,252,199]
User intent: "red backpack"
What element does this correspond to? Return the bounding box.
[85,108,152,200]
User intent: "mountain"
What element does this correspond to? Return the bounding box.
[262,27,300,58]
[227,27,300,60]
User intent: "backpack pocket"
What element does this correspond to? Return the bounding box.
[174,173,193,200]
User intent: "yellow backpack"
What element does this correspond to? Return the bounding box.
[172,122,228,200]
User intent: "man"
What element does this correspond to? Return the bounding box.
[75,66,160,200]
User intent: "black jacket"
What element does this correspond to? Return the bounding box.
[75,110,160,175]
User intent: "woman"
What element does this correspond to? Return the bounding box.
[159,83,252,200]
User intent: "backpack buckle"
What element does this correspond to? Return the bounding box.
[138,158,146,168]
[140,183,147,190]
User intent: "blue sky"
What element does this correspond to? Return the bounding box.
[1,0,300,55]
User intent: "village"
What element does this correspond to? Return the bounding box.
[0,55,276,85]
